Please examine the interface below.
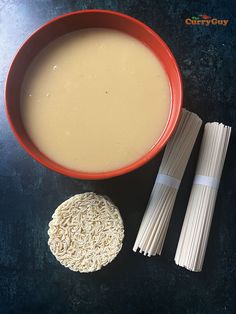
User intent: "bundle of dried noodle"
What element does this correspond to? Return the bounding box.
[48,192,124,272]
[133,109,202,256]
[175,122,231,271]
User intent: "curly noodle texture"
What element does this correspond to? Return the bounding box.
[48,192,124,272]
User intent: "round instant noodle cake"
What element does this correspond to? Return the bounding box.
[48,192,124,272]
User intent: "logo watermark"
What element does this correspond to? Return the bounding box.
[185,15,229,26]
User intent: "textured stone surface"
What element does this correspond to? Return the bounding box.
[0,0,235,313]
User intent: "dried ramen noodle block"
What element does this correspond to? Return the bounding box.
[48,192,124,272]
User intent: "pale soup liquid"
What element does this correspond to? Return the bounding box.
[21,28,171,172]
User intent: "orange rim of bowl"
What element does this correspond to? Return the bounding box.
[5,9,183,180]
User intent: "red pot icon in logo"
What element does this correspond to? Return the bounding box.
[200,15,211,19]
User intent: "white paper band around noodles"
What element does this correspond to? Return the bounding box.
[193,175,219,189]
[155,174,181,190]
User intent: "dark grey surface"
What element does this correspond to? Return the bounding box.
[0,1,235,313]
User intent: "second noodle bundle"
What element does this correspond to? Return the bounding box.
[175,122,231,271]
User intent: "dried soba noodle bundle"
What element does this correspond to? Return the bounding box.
[175,122,231,271]
[133,109,202,256]
[48,192,124,272]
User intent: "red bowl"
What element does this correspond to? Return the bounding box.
[5,10,182,180]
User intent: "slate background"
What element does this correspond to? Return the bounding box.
[0,0,235,313]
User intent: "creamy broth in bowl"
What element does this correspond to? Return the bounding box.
[21,28,171,172]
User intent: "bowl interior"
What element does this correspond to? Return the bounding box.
[5,10,182,179]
